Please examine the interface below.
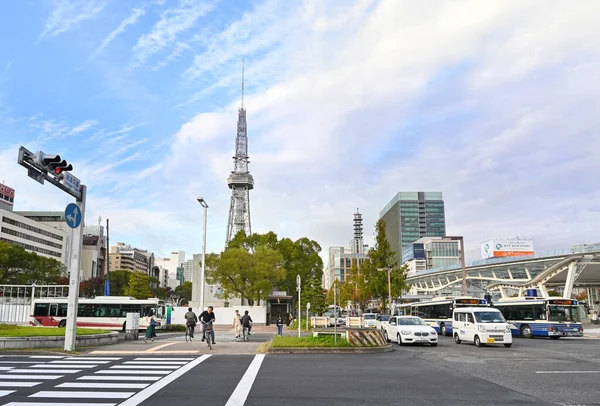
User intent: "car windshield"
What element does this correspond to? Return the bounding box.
[473,311,506,323]
[363,314,376,320]
[399,317,426,326]
[548,306,581,322]
[379,315,390,321]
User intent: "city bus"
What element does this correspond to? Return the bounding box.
[30,296,166,331]
[492,297,583,339]
[396,297,490,336]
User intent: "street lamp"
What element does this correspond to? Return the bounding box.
[378,268,393,315]
[197,197,209,310]
[296,274,301,338]
[445,236,467,296]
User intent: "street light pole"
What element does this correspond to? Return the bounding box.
[296,274,301,338]
[378,268,393,315]
[197,198,209,310]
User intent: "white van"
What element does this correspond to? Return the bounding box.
[452,307,513,348]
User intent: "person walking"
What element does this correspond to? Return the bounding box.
[233,310,242,338]
[144,310,159,343]
[276,315,284,336]
[592,311,598,325]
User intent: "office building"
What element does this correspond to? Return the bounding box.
[109,242,152,274]
[379,191,446,264]
[0,183,15,211]
[403,237,461,276]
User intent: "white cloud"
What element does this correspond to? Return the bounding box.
[132,0,216,67]
[39,0,108,39]
[92,8,146,57]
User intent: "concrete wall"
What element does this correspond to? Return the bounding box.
[0,332,119,349]
[170,305,267,325]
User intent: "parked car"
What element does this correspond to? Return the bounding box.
[453,307,512,348]
[384,316,438,346]
[362,313,378,328]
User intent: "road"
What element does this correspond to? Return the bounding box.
[0,335,597,405]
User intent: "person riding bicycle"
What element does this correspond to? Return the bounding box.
[241,310,253,337]
[184,307,198,338]
[199,306,216,344]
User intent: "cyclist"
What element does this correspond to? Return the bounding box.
[184,307,197,338]
[199,306,216,344]
[241,310,253,338]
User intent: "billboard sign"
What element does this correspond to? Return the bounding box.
[413,243,425,259]
[481,238,534,259]
[0,183,15,207]
[402,243,426,262]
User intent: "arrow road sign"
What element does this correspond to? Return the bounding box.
[65,203,82,229]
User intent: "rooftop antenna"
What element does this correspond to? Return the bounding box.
[241,59,245,108]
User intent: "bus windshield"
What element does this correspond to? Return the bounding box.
[473,311,506,323]
[548,306,581,322]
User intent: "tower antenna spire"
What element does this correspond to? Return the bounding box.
[241,59,245,108]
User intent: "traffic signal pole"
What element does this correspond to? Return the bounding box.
[64,185,86,351]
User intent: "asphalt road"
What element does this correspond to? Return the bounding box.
[0,335,597,405]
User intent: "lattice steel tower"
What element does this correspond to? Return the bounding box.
[226,63,254,244]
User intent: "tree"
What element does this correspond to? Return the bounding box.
[277,237,323,297]
[80,276,104,298]
[575,291,588,301]
[363,219,410,314]
[206,245,285,305]
[108,270,132,296]
[548,290,561,297]
[344,259,370,312]
[124,272,153,299]
[0,241,65,284]
[301,273,327,315]
[327,280,351,307]
[174,281,192,302]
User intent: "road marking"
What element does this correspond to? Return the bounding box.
[8,369,81,374]
[225,354,266,406]
[118,355,211,406]
[57,382,149,389]
[94,370,172,375]
[0,375,63,380]
[0,382,41,387]
[5,404,116,406]
[51,360,110,364]
[0,362,38,364]
[109,365,179,370]
[133,358,194,361]
[30,391,134,399]
[89,351,200,355]
[535,371,600,374]
[146,342,179,352]
[66,357,122,360]
[0,367,14,370]
[123,361,188,365]
[77,376,162,381]
[0,390,15,397]
[29,356,64,359]
[31,364,97,369]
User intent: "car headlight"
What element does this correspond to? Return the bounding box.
[431,330,437,335]
[401,330,412,335]
[478,325,486,332]
[505,325,511,333]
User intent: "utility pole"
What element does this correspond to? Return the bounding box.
[297,274,301,338]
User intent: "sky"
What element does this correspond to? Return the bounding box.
[0,0,599,266]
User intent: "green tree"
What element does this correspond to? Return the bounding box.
[277,237,323,297]
[301,273,327,315]
[124,272,153,299]
[206,245,285,305]
[345,259,370,312]
[174,281,192,302]
[0,241,65,284]
[363,219,410,314]
[108,270,132,296]
[327,280,351,307]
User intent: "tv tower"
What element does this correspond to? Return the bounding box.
[226,61,254,244]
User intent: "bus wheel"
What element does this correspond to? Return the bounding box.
[520,325,533,339]
[58,320,66,328]
[549,336,560,340]
[440,323,447,336]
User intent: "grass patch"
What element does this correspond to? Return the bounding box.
[256,342,270,353]
[0,325,109,337]
[272,335,351,348]
[287,320,312,332]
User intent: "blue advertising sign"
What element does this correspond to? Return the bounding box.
[413,243,425,259]
[402,245,415,262]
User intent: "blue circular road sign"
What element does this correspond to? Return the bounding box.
[65,203,82,229]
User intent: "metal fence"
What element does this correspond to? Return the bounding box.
[0,284,69,324]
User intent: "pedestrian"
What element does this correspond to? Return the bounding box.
[276,315,284,336]
[144,310,159,343]
[233,310,242,338]
[592,311,598,325]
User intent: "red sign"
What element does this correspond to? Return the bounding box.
[0,183,15,206]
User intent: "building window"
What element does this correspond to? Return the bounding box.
[0,237,62,258]
[2,217,64,241]
[1,227,63,249]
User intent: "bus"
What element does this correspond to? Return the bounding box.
[492,297,583,339]
[30,296,166,331]
[396,297,490,336]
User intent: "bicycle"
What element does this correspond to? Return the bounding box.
[242,325,250,342]
[202,320,214,350]
[185,323,195,342]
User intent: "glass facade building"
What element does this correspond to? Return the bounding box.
[379,192,446,264]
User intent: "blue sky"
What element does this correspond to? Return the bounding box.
[0,0,599,264]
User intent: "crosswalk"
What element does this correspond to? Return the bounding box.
[0,355,203,406]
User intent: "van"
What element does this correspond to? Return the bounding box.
[452,307,513,348]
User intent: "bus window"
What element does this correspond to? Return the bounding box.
[58,304,67,317]
[157,306,165,318]
[50,304,58,316]
[34,303,49,316]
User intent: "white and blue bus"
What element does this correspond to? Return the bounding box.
[397,297,489,336]
[492,297,583,339]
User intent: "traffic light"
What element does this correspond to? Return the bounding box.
[33,152,73,178]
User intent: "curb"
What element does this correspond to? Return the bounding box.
[267,344,393,354]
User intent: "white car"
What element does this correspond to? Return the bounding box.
[384,316,438,346]
[362,313,378,328]
[375,314,391,329]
